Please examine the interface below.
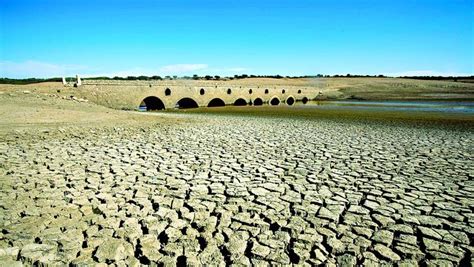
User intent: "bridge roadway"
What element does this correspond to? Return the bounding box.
[82,80,318,110]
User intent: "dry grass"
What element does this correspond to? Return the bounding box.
[173,105,474,130]
[321,78,474,100]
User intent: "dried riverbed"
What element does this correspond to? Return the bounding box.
[0,112,473,266]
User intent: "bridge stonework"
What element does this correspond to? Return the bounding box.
[81,80,319,110]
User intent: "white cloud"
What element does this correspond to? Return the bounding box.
[226,67,248,73]
[0,60,212,78]
[89,64,210,77]
[81,65,246,78]
[3,60,471,79]
[0,60,87,78]
[386,70,472,77]
[0,60,251,78]
[198,67,249,76]
[82,67,160,78]
[159,64,208,74]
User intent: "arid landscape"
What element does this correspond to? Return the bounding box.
[2,0,473,265]
[0,78,473,266]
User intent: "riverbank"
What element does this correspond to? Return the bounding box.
[170,104,474,130]
[1,77,474,111]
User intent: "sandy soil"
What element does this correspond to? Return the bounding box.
[0,90,192,138]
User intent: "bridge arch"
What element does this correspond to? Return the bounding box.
[140,96,165,111]
[301,97,309,104]
[286,95,295,106]
[253,98,263,106]
[177,98,199,109]
[269,96,280,106]
[165,88,171,96]
[234,98,247,106]
[208,98,226,107]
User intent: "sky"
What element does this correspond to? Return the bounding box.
[0,0,472,78]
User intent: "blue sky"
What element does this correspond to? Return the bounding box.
[0,0,472,78]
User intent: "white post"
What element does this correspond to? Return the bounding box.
[62,77,67,86]
[76,75,82,86]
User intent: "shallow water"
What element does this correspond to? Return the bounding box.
[299,100,474,114]
[140,100,474,117]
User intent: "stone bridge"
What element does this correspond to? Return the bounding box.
[81,80,318,111]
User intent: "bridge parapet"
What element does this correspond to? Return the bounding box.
[81,79,321,110]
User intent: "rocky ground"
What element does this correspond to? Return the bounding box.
[0,112,473,266]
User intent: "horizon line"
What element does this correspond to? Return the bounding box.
[2,74,474,79]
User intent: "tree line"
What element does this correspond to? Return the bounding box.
[399,76,474,82]
[0,77,64,85]
[1,74,472,84]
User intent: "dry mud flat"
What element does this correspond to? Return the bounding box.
[0,113,473,266]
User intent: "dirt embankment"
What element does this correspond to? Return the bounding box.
[0,89,189,138]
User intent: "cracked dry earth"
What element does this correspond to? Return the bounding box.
[0,114,473,266]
